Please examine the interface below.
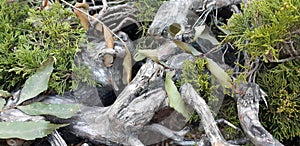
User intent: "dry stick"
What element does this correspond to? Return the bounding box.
[112,17,141,32]
[269,55,300,63]
[47,130,67,146]
[90,0,108,25]
[235,83,283,146]
[181,83,237,146]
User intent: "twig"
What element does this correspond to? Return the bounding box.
[47,130,67,146]
[181,83,238,146]
[216,118,241,131]
[268,55,300,62]
[111,17,140,32]
[246,58,260,82]
[231,5,241,13]
[90,0,108,26]
[192,7,213,29]
[102,12,136,24]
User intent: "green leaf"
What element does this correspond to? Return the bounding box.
[0,98,5,109]
[18,57,55,105]
[205,57,232,89]
[173,40,202,56]
[165,71,191,119]
[0,90,12,98]
[0,121,67,140]
[18,102,81,119]
[194,25,219,45]
[136,49,159,62]
[168,23,182,38]
[133,51,146,61]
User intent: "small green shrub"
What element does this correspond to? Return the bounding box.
[0,1,88,94]
[225,0,300,141]
[134,0,164,22]
[225,0,300,62]
[181,58,211,99]
[257,60,300,141]
[134,0,164,35]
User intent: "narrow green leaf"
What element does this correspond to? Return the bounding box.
[168,23,182,37]
[173,40,202,56]
[194,25,219,45]
[0,98,5,109]
[18,57,55,105]
[165,71,191,119]
[205,57,232,89]
[137,49,159,62]
[133,51,146,61]
[0,90,12,98]
[0,121,67,140]
[18,102,81,119]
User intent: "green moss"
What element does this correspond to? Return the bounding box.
[0,1,89,94]
[181,58,243,139]
[181,58,211,99]
[181,58,211,125]
[134,0,164,35]
[216,97,243,140]
[134,0,164,22]
[225,0,300,62]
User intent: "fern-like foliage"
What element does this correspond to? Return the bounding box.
[225,0,300,62]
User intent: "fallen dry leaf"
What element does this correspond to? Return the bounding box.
[90,13,115,67]
[122,45,132,84]
[40,0,51,10]
[103,25,115,67]
[103,25,114,49]
[74,3,89,30]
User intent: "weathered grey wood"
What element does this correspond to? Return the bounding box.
[67,60,190,145]
[181,83,238,146]
[0,108,44,122]
[148,0,194,36]
[143,124,189,142]
[47,130,67,146]
[148,0,243,36]
[234,83,284,146]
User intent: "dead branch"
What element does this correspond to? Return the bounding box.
[181,83,238,146]
[234,82,284,146]
[68,60,190,145]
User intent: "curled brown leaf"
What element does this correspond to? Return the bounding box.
[74,3,89,30]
